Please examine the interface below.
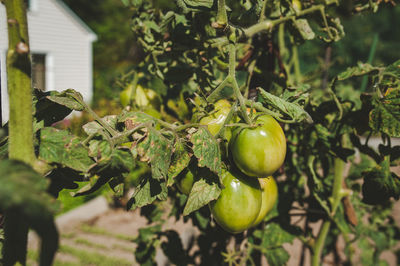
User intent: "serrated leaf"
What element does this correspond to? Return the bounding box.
[382,59,400,79]
[183,179,221,216]
[167,139,191,186]
[0,160,59,266]
[176,0,214,12]
[370,88,400,137]
[118,110,156,126]
[82,115,118,136]
[190,127,221,175]
[33,89,73,130]
[337,63,379,81]
[46,89,85,111]
[258,88,313,123]
[127,178,168,210]
[362,157,400,205]
[74,148,136,196]
[137,127,173,180]
[39,127,94,172]
[88,140,113,159]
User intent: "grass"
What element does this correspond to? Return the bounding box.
[75,237,109,250]
[59,245,132,266]
[80,224,134,241]
[28,244,133,266]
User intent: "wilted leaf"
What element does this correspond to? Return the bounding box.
[82,115,118,136]
[258,88,313,123]
[167,139,191,186]
[33,89,73,129]
[190,127,221,175]
[137,127,173,180]
[370,88,400,137]
[46,89,85,111]
[176,0,214,13]
[128,178,168,210]
[337,63,379,81]
[362,157,400,205]
[39,127,94,172]
[183,179,221,216]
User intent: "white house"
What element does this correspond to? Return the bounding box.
[0,0,97,121]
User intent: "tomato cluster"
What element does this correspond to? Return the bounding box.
[180,100,286,233]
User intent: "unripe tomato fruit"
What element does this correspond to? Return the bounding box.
[176,169,195,195]
[292,0,302,12]
[252,176,278,226]
[210,169,262,234]
[230,115,286,177]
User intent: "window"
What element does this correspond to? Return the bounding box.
[24,0,37,11]
[31,54,46,90]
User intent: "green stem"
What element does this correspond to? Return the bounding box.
[258,0,268,22]
[227,43,251,125]
[292,45,301,83]
[128,71,139,107]
[312,137,346,266]
[360,33,379,91]
[216,0,228,27]
[206,76,230,103]
[4,0,36,165]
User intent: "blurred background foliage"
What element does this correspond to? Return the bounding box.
[62,0,400,107]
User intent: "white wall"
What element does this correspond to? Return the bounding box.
[0,0,96,122]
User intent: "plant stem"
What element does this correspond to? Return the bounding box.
[4,0,36,165]
[312,137,346,266]
[216,0,228,26]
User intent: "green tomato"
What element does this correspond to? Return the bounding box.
[210,169,262,234]
[120,88,131,107]
[176,168,195,195]
[292,0,302,12]
[199,99,233,140]
[230,115,286,177]
[119,84,161,109]
[252,176,278,226]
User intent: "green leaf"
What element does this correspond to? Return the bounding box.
[337,62,379,81]
[382,59,400,79]
[258,88,313,123]
[137,127,173,180]
[362,157,400,205]
[82,115,118,136]
[190,127,222,175]
[39,127,94,172]
[127,178,168,210]
[176,0,214,13]
[370,88,400,137]
[73,148,136,196]
[254,223,294,266]
[183,178,221,216]
[167,139,191,186]
[46,89,85,111]
[0,160,59,266]
[133,224,162,265]
[33,89,73,130]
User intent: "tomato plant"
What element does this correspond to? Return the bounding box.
[230,114,286,177]
[1,1,400,266]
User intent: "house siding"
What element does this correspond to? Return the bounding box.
[0,0,95,121]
